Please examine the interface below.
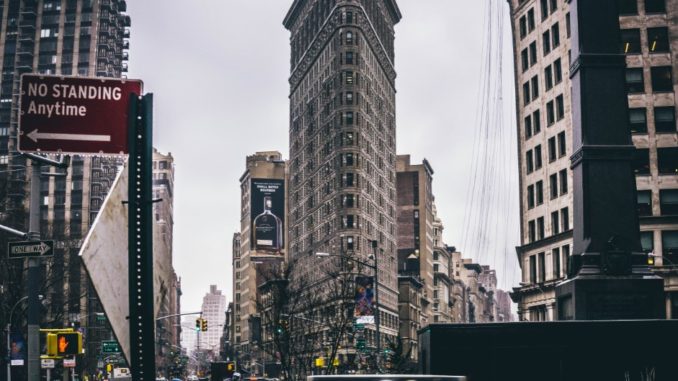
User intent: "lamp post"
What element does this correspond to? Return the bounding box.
[7,296,29,381]
[315,239,381,371]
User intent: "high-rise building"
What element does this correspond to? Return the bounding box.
[395,154,435,318]
[233,151,286,358]
[283,0,403,352]
[508,0,678,320]
[200,285,227,353]
[0,0,132,375]
[181,317,198,356]
[152,149,180,376]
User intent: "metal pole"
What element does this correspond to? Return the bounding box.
[27,160,41,381]
[46,368,50,381]
[6,323,10,381]
[371,240,380,368]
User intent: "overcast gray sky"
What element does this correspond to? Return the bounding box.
[127,1,520,313]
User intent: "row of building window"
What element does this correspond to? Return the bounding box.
[526,169,567,209]
[634,147,678,174]
[626,66,673,93]
[526,132,566,173]
[629,106,675,133]
[527,207,570,243]
[528,244,570,284]
[518,0,561,39]
[637,189,678,216]
[619,0,666,15]
[621,27,669,54]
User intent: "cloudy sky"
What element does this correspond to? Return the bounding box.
[127,1,520,313]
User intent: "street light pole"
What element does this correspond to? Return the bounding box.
[371,240,381,364]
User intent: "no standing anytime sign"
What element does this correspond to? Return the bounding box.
[19,74,143,154]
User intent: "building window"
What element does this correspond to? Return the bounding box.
[528,8,536,32]
[536,180,544,205]
[520,15,527,39]
[562,245,570,275]
[658,147,678,174]
[654,107,675,133]
[538,217,545,242]
[559,169,568,195]
[540,0,548,21]
[550,173,558,199]
[629,108,647,133]
[529,220,536,243]
[527,149,534,173]
[660,189,678,215]
[645,0,666,13]
[634,148,650,175]
[554,58,562,84]
[626,69,644,93]
[661,230,678,262]
[551,210,560,235]
[561,207,569,231]
[523,82,531,105]
[538,252,546,282]
[535,145,543,168]
[543,29,551,56]
[345,51,354,65]
[551,23,560,48]
[545,65,554,90]
[648,27,669,53]
[640,231,654,253]
[549,0,557,13]
[565,12,571,38]
[619,0,638,14]
[621,29,641,54]
[556,94,565,120]
[547,100,555,125]
[345,31,353,44]
[525,114,533,138]
[345,71,354,84]
[533,109,542,134]
[521,48,529,72]
[548,137,557,162]
[530,41,538,66]
[651,66,673,92]
[529,255,537,283]
[528,185,535,209]
[531,75,539,99]
[637,190,652,217]
[557,131,566,157]
[553,247,561,279]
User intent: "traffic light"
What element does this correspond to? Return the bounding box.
[195,318,201,331]
[226,361,235,378]
[55,332,82,356]
[201,318,208,332]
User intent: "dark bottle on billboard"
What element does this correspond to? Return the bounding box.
[253,196,283,252]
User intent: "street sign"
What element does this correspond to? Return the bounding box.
[8,240,54,259]
[102,340,121,353]
[63,358,76,368]
[41,359,55,369]
[19,74,142,154]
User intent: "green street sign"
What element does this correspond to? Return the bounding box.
[96,314,107,322]
[354,323,364,330]
[102,341,120,353]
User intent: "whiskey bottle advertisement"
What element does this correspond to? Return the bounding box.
[250,179,284,254]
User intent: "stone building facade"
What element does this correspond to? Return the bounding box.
[0,0,133,375]
[283,0,402,352]
[508,0,678,320]
[233,152,286,357]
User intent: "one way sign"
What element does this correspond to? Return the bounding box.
[8,240,54,259]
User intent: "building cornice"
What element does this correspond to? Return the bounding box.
[283,0,307,29]
[516,229,573,257]
[288,4,397,93]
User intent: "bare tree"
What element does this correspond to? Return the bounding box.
[254,250,381,379]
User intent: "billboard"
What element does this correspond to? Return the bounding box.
[250,179,284,254]
[354,276,375,323]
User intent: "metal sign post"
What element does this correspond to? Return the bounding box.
[127,93,155,381]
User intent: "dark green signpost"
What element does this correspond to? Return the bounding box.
[102,341,120,354]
